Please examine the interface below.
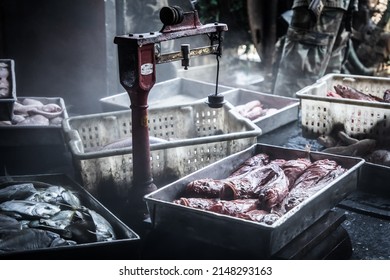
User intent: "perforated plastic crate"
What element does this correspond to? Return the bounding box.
[296,73,390,141]
[63,100,261,198]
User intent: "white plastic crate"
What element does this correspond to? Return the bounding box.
[296,73,390,140]
[63,100,261,197]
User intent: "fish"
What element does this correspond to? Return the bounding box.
[7,99,63,126]
[234,100,275,120]
[27,185,81,208]
[87,209,116,242]
[0,214,22,234]
[384,90,390,103]
[0,200,61,219]
[27,107,63,119]
[49,116,64,126]
[333,84,377,101]
[59,187,81,208]
[29,210,78,231]
[28,210,79,239]
[321,138,376,157]
[64,210,98,244]
[337,131,359,145]
[0,228,73,253]
[0,183,37,203]
[21,98,44,106]
[365,149,390,166]
[17,114,50,126]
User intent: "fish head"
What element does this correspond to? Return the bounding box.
[333,84,349,97]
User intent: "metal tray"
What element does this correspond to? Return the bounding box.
[222,88,299,134]
[0,173,140,259]
[0,96,68,146]
[100,77,234,112]
[338,162,390,220]
[144,143,364,258]
[0,59,16,121]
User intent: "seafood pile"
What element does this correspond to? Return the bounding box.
[0,62,10,98]
[327,84,390,103]
[0,98,64,126]
[233,100,278,120]
[173,153,346,225]
[0,182,116,254]
[318,129,390,167]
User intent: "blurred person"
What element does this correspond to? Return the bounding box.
[273,0,358,97]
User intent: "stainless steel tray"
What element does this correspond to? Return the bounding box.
[0,96,68,146]
[222,88,299,134]
[0,59,16,121]
[144,143,364,258]
[0,173,140,259]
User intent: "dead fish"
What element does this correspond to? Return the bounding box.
[0,77,9,89]
[0,89,9,98]
[0,183,37,203]
[21,98,44,106]
[28,210,79,238]
[32,210,78,230]
[27,186,81,208]
[384,90,390,103]
[322,138,377,157]
[337,131,359,145]
[64,210,97,244]
[0,200,61,219]
[50,116,64,126]
[317,134,338,148]
[13,102,39,116]
[0,214,22,234]
[0,63,9,79]
[11,114,26,124]
[87,209,116,242]
[0,228,73,253]
[17,114,49,126]
[59,188,81,208]
[365,149,390,166]
[27,105,63,119]
[334,84,377,101]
